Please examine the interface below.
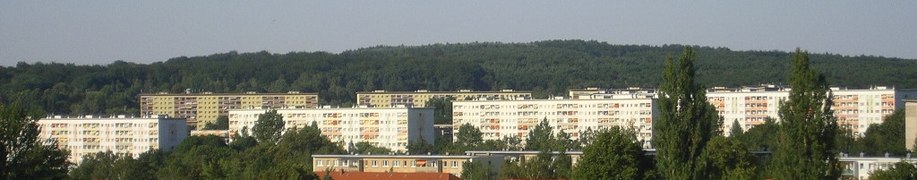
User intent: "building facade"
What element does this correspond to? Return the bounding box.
[452,98,656,148]
[139,91,318,128]
[312,154,504,177]
[228,107,434,151]
[571,86,917,136]
[36,116,189,164]
[356,89,532,108]
[906,100,917,151]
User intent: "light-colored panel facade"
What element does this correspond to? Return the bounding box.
[228,107,434,152]
[36,116,188,164]
[452,98,656,148]
[572,86,916,137]
[906,100,917,151]
[139,91,318,128]
[312,154,504,177]
[356,90,532,108]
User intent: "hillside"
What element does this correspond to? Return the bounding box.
[2,40,916,115]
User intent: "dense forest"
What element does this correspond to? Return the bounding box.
[2,40,916,116]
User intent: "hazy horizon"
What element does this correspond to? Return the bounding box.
[3,1,917,66]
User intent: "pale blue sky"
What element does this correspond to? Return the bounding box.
[1,1,916,66]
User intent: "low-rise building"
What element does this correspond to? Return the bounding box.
[139,91,318,128]
[452,98,656,148]
[36,115,189,164]
[312,154,504,178]
[228,107,435,152]
[839,155,917,180]
[356,89,532,108]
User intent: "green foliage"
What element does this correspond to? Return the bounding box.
[425,97,454,124]
[868,162,917,180]
[253,110,285,144]
[203,115,230,130]
[698,137,759,179]
[653,47,722,179]
[452,123,484,153]
[729,119,743,137]
[771,49,841,179]
[859,109,908,156]
[69,151,157,180]
[525,118,555,151]
[0,102,70,179]
[735,117,779,152]
[573,128,646,180]
[461,161,495,180]
[4,41,916,116]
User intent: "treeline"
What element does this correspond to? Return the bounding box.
[2,40,917,116]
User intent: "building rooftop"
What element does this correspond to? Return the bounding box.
[139,91,318,96]
[357,89,530,94]
[312,154,496,159]
[315,172,460,180]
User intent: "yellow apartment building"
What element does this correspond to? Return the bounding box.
[312,154,503,177]
[139,91,318,128]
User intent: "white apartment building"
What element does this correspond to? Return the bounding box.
[227,107,435,152]
[709,86,917,136]
[452,98,656,148]
[37,116,189,164]
[571,86,917,136]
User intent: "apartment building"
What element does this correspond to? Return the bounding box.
[906,100,917,151]
[312,154,503,178]
[228,107,434,151]
[708,86,917,136]
[36,116,189,164]
[452,98,656,148]
[139,91,318,128]
[571,86,917,136]
[356,89,532,108]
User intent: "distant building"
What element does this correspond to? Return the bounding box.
[356,89,532,108]
[37,115,189,164]
[433,124,453,142]
[139,91,318,128]
[906,100,917,151]
[571,86,917,136]
[190,130,230,140]
[452,98,656,148]
[312,154,504,178]
[839,154,917,179]
[228,107,434,152]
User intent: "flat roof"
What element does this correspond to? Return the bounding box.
[452,98,653,103]
[228,107,435,111]
[139,92,318,96]
[312,154,498,159]
[357,90,532,94]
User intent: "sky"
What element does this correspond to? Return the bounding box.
[1,1,916,66]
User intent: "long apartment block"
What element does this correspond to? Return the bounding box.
[228,107,434,152]
[452,98,656,148]
[571,86,917,136]
[37,116,189,164]
[139,91,318,128]
[356,89,532,108]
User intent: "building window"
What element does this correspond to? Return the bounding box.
[452,161,458,168]
[372,160,377,167]
[383,161,389,167]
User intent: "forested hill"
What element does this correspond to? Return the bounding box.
[2,40,916,115]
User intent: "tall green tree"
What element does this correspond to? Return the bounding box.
[203,115,229,130]
[452,123,483,153]
[653,47,722,179]
[253,110,285,143]
[425,97,455,124]
[525,118,555,151]
[859,109,907,156]
[771,49,841,179]
[573,128,646,180]
[461,161,496,180]
[729,119,743,137]
[0,102,70,179]
[697,137,759,179]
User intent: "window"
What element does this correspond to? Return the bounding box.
[383,161,389,167]
[452,161,458,168]
[372,160,377,167]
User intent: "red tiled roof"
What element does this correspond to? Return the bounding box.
[315,171,461,180]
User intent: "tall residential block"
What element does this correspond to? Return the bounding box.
[452,98,656,148]
[356,89,532,108]
[228,107,434,152]
[139,91,318,128]
[37,116,189,164]
[571,86,917,136]
[906,100,917,151]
